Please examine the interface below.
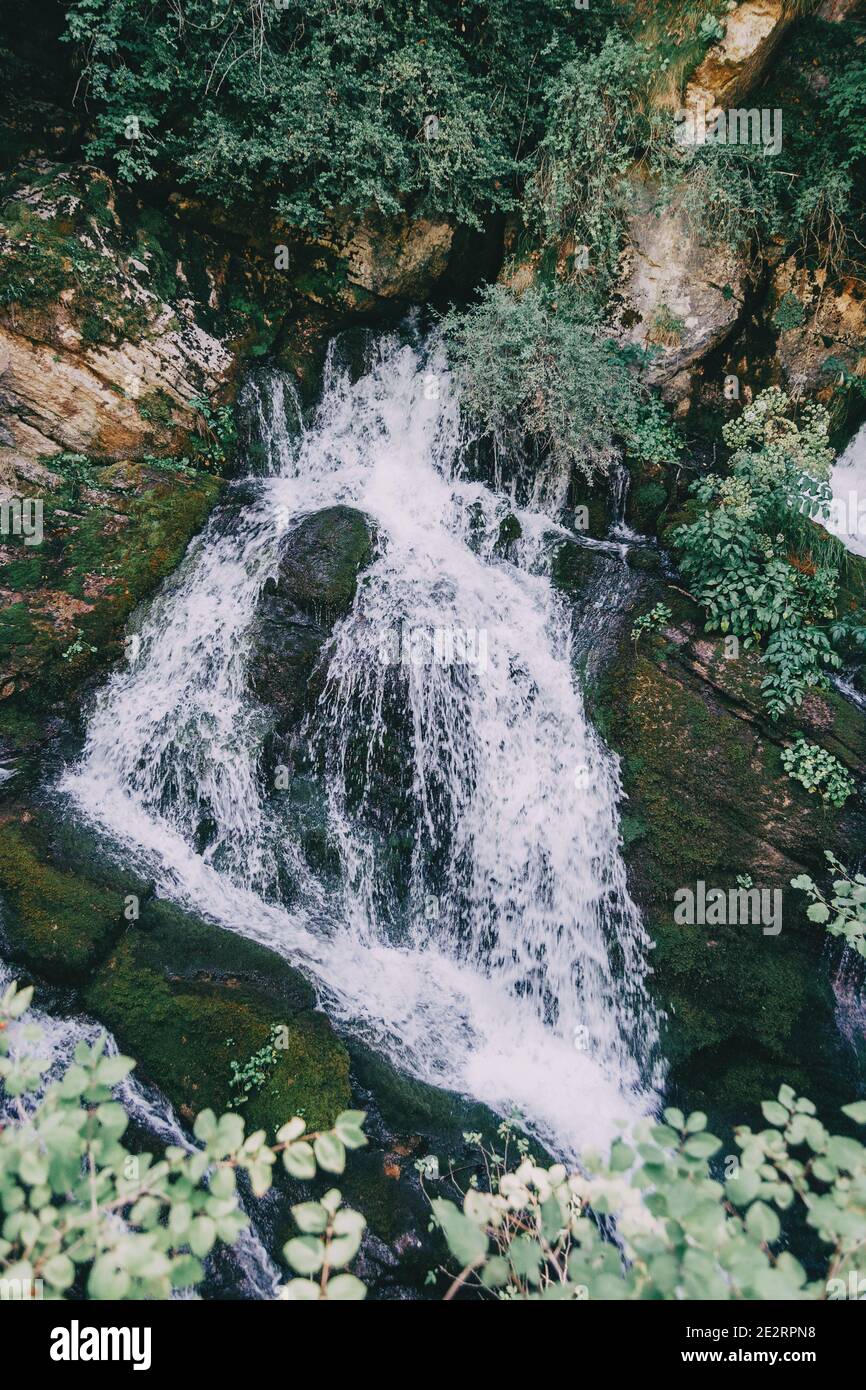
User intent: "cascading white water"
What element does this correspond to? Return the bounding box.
[62,329,661,1159]
[827,421,866,557]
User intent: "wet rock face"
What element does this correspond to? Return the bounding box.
[587,570,866,1124]
[249,505,374,723]
[269,505,374,621]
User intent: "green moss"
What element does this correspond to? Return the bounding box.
[589,605,864,1120]
[0,823,121,981]
[0,601,36,653]
[84,945,349,1137]
[0,707,41,747]
[137,389,176,427]
[0,460,221,721]
[84,898,350,1136]
[630,481,668,535]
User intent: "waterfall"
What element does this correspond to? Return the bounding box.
[62,329,661,1159]
[827,421,866,557]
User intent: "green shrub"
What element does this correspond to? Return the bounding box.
[773,291,807,332]
[442,284,679,488]
[672,389,855,718]
[792,851,866,958]
[429,1099,866,1299]
[0,980,368,1300]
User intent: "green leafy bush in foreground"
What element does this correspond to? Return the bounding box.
[428,1097,866,1301]
[425,861,866,1300]
[792,851,866,958]
[5,960,866,1302]
[0,980,367,1300]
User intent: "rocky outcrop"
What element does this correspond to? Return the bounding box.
[611,177,750,408]
[0,453,221,731]
[684,0,795,114]
[320,211,455,307]
[0,158,491,468]
[765,256,866,398]
[0,164,233,461]
[575,549,866,1120]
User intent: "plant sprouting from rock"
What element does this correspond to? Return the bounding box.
[631,602,673,650]
[443,284,680,498]
[781,737,856,810]
[792,851,866,958]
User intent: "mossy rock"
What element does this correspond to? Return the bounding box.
[249,505,374,727]
[340,1039,513,1246]
[84,899,351,1137]
[270,505,374,621]
[0,820,122,980]
[629,481,669,536]
[588,584,866,1122]
[0,458,221,733]
[0,808,350,1133]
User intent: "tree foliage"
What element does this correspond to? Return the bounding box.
[442,283,681,494]
[63,0,597,229]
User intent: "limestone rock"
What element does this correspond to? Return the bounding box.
[766,256,866,398]
[817,0,865,21]
[611,179,749,402]
[685,0,795,112]
[333,211,455,303]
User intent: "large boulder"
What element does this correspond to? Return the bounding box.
[611,176,750,409]
[249,505,374,723]
[684,0,795,113]
[0,810,351,1132]
[0,454,221,724]
[321,210,454,306]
